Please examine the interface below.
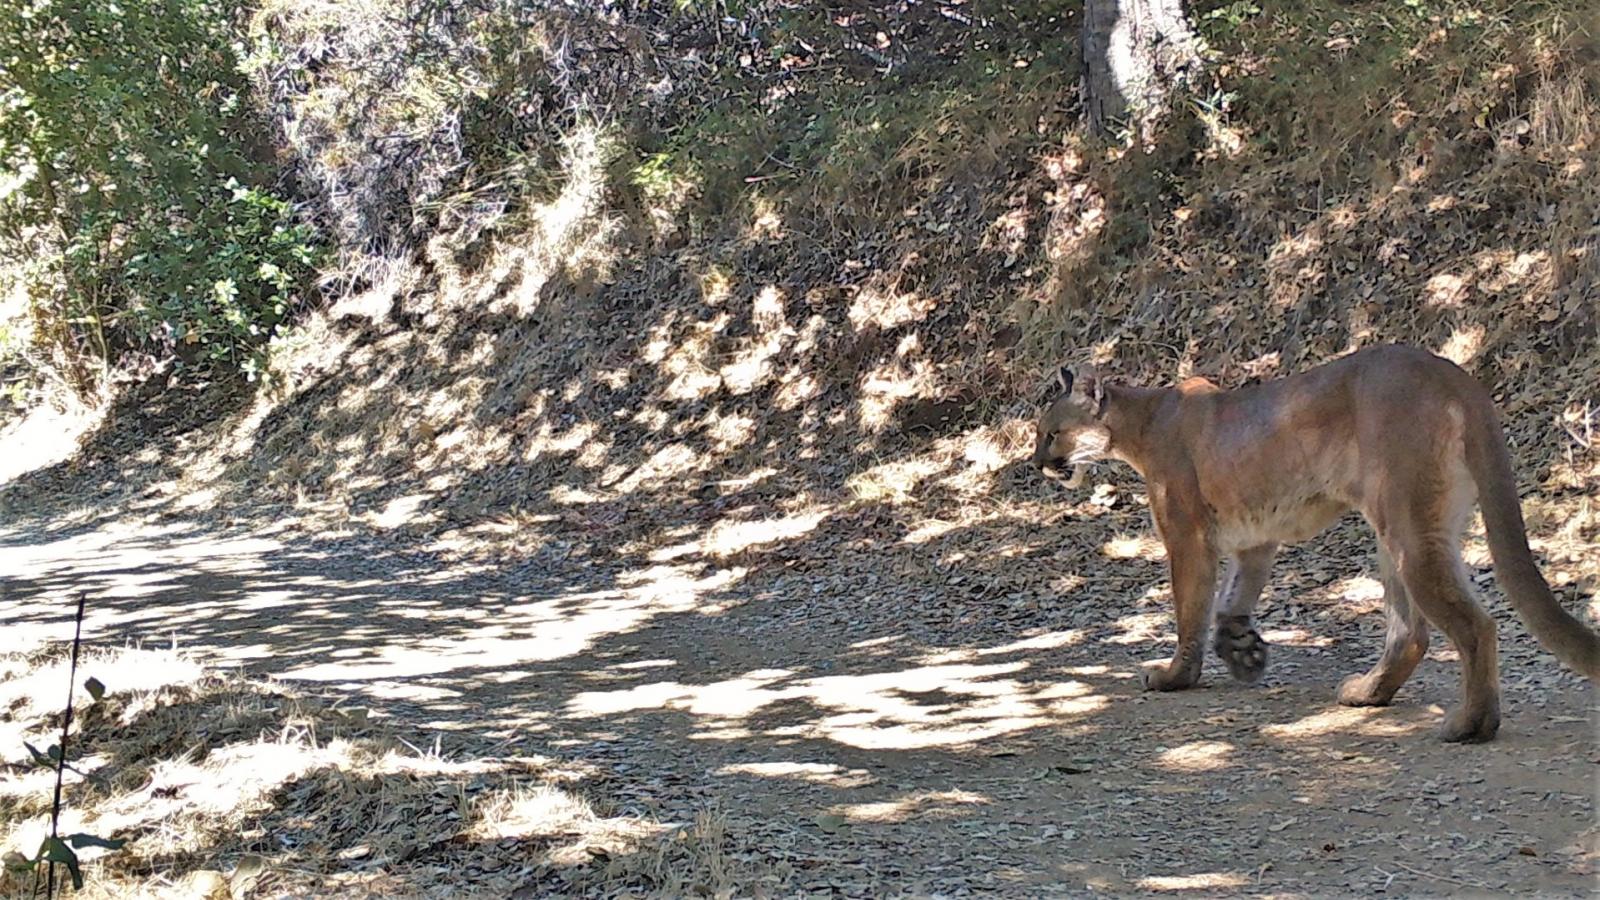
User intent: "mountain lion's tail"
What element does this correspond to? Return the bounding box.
[1464,403,1600,679]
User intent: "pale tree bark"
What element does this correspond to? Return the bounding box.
[1082,0,1205,141]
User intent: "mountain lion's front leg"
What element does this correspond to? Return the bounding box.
[1143,525,1218,692]
[1213,543,1276,683]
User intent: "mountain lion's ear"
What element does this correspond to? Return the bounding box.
[1071,366,1107,415]
[1056,365,1073,395]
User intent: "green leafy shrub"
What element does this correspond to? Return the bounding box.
[0,0,322,395]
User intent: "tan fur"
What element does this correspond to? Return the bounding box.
[1034,344,1599,743]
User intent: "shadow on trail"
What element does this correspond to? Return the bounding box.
[4,474,1592,894]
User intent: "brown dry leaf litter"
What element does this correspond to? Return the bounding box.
[1,475,1595,897]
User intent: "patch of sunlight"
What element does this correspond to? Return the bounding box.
[1475,248,1548,291]
[549,485,605,505]
[982,630,1085,654]
[921,630,1085,665]
[660,314,730,401]
[1440,322,1489,364]
[437,418,499,463]
[575,435,612,469]
[1240,350,1282,379]
[1156,740,1234,773]
[901,517,967,544]
[595,367,630,390]
[1049,574,1088,595]
[568,662,1109,751]
[846,457,945,504]
[1326,202,1361,230]
[1333,574,1385,603]
[718,468,779,491]
[0,646,205,724]
[347,680,460,702]
[1198,111,1246,158]
[501,126,621,317]
[1267,231,1323,265]
[718,286,792,394]
[470,782,681,868]
[847,285,934,331]
[1104,611,1172,646]
[525,420,599,461]
[701,509,828,558]
[699,267,733,306]
[938,452,1011,496]
[790,313,827,356]
[283,565,741,682]
[857,357,937,434]
[774,371,821,410]
[373,752,527,779]
[1260,706,1420,741]
[1139,872,1251,891]
[835,789,989,823]
[961,425,1020,471]
[1259,628,1334,648]
[641,319,681,363]
[716,761,874,788]
[747,197,784,240]
[1103,535,1165,560]
[631,405,671,433]
[614,658,677,670]
[1424,271,1470,308]
[610,443,708,494]
[366,492,436,530]
[0,754,85,805]
[720,335,785,396]
[49,738,358,860]
[751,284,786,331]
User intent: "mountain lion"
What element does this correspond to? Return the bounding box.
[1032,344,1598,742]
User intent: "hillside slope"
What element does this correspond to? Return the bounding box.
[6,1,1595,555]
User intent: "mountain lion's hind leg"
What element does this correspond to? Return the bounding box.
[1364,486,1501,742]
[1212,544,1276,683]
[1338,546,1430,706]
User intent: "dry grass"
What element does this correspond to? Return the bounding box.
[0,645,776,898]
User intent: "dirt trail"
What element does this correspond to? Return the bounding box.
[3,492,1595,897]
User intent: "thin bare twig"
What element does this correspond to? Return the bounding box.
[1388,860,1493,889]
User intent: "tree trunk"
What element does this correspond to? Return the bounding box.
[1081,0,1204,141]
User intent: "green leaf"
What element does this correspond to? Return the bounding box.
[65,833,127,851]
[40,837,84,889]
[23,742,55,769]
[85,676,106,701]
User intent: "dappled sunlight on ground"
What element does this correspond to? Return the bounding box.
[3,485,1595,895]
[567,660,1109,751]
[1154,740,1235,773]
[832,789,990,824]
[285,565,744,683]
[1138,872,1252,891]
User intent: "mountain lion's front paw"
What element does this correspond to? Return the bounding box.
[1140,660,1201,692]
[1212,616,1269,684]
